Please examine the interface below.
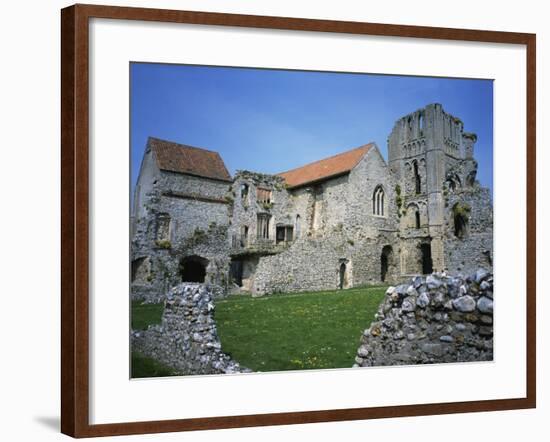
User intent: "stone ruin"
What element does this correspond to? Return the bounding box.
[131,283,249,376]
[132,272,494,376]
[131,103,493,300]
[354,269,493,367]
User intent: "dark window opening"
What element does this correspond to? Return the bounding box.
[276,225,294,244]
[413,161,421,194]
[240,183,249,200]
[276,226,285,243]
[415,210,421,229]
[454,213,468,239]
[180,256,208,283]
[420,243,433,275]
[295,214,301,239]
[447,179,456,192]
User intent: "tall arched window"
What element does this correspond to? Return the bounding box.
[413,160,421,194]
[406,203,421,229]
[372,186,385,216]
[295,214,301,239]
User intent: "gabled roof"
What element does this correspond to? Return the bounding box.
[148,137,232,182]
[278,143,373,189]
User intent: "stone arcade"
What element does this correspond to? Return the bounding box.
[131,104,493,300]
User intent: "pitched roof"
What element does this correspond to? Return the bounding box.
[278,143,373,189]
[148,137,232,182]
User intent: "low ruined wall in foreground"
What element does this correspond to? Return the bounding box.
[132,283,248,376]
[355,269,493,367]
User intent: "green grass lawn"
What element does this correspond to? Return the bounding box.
[131,301,175,378]
[215,286,386,372]
[130,286,386,376]
[131,300,164,330]
[131,352,178,378]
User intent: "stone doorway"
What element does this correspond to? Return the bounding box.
[339,262,346,289]
[380,245,393,282]
[180,255,208,283]
[229,256,259,292]
[230,259,243,286]
[420,243,433,274]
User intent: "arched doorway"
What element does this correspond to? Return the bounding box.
[380,245,393,282]
[180,255,208,283]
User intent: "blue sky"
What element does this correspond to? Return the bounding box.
[131,63,493,194]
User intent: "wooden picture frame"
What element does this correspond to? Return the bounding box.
[61,3,536,437]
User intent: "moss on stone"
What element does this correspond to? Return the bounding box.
[453,202,471,217]
[155,240,171,249]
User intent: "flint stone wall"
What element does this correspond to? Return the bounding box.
[355,269,493,367]
[444,187,493,275]
[132,284,248,375]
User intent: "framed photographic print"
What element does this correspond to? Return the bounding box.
[61,3,536,438]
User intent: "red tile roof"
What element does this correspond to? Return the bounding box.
[278,144,373,188]
[148,137,232,182]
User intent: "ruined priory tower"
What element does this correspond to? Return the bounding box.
[388,103,480,275]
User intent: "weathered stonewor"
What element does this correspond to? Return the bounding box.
[131,283,249,375]
[354,269,493,367]
[131,104,493,301]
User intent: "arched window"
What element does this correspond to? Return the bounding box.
[295,214,301,239]
[407,203,421,229]
[413,160,421,194]
[240,183,249,199]
[372,186,385,216]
